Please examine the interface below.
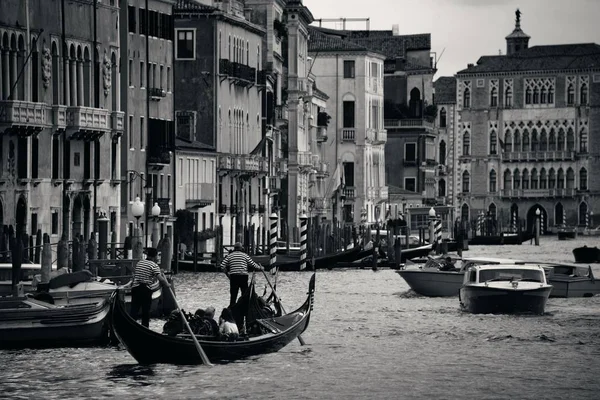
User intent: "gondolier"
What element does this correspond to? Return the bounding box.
[131,248,168,327]
[220,242,264,307]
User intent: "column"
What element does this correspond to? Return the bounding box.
[70,59,77,106]
[10,50,18,100]
[77,59,84,107]
[114,60,120,111]
[0,50,4,100]
[64,57,70,106]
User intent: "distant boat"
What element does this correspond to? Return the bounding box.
[572,246,600,263]
[0,296,111,349]
[468,232,534,246]
[459,264,552,314]
[557,228,577,240]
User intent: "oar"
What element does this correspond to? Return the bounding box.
[162,273,212,366]
[261,270,306,346]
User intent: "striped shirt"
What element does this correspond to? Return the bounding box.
[132,259,161,287]
[220,251,262,275]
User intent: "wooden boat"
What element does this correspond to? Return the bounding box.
[459,264,552,314]
[542,264,598,298]
[557,228,577,240]
[111,274,315,365]
[572,246,600,263]
[396,256,525,297]
[0,296,111,349]
[468,232,534,246]
[0,262,47,295]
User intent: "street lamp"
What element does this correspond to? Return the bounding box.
[151,202,161,247]
[535,208,541,246]
[131,196,144,259]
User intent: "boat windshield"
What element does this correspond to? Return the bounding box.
[479,269,544,283]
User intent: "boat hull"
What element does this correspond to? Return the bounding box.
[547,277,599,298]
[396,270,463,296]
[459,286,552,314]
[572,246,600,263]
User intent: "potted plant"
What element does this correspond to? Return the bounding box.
[273,19,287,40]
[317,111,331,127]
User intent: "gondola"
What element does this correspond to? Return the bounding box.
[573,245,600,263]
[111,274,315,365]
[468,231,535,245]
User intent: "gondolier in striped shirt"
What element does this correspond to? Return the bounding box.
[220,242,264,307]
[131,247,168,327]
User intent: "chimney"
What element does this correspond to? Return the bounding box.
[392,24,399,36]
[467,63,474,68]
[244,7,252,21]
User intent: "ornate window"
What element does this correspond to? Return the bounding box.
[557,168,565,189]
[462,171,470,193]
[566,128,575,151]
[540,87,547,104]
[489,170,497,192]
[439,107,447,128]
[580,167,588,190]
[522,130,530,152]
[438,178,446,197]
[548,129,556,151]
[504,169,512,191]
[524,78,555,106]
[463,88,471,108]
[548,168,556,189]
[514,130,521,152]
[531,130,539,151]
[579,202,588,226]
[522,169,530,189]
[540,168,547,189]
[461,204,469,221]
[504,79,513,107]
[566,76,576,105]
[504,130,512,152]
[533,87,539,104]
[490,130,497,155]
[525,87,532,104]
[490,79,498,107]
[566,168,575,189]
[439,140,446,164]
[513,168,521,189]
[580,76,589,104]
[580,126,588,153]
[463,132,470,156]
[558,129,565,150]
[531,168,539,189]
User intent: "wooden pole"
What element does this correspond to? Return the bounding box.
[34,230,42,263]
[11,235,22,296]
[193,212,198,273]
[41,241,52,283]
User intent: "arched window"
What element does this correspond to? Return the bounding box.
[504,130,512,152]
[548,168,556,189]
[522,130,530,152]
[514,130,521,152]
[489,131,497,155]
[579,202,588,226]
[522,169,529,189]
[566,128,574,151]
[489,170,497,192]
[540,87,547,104]
[503,169,512,191]
[439,140,446,164]
[525,87,532,104]
[558,129,565,150]
[463,88,470,108]
[505,87,513,107]
[531,130,539,151]
[533,87,539,104]
[410,87,422,117]
[548,86,554,104]
[580,129,588,153]
[51,41,60,104]
[439,108,446,128]
[513,168,521,189]
[566,168,575,189]
[438,178,446,197]
[489,203,497,219]
[462,132,470,156]
[531,168,539,189]
[555,203,564,226]
[461,203,469,222]
[548,129,556,151]
[490,87,498,107]
[580,167,588,190]
[462,171,470,193]
[540,168,547,189]
[567,84,575,105]
[581,84,588,104]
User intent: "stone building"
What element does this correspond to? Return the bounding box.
[173,0,268,246]
[0,0,123,242]
[433,76,457,207]
[308,26,387,225]
[455,11,600,232]
[119,0,175,246]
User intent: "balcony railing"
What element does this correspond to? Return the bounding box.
[502,150,576,162]
[312,197,331,213]
[374,129,387,144]
[218,155,232,170]
[378,186,389,199]
[502,188,576,198]
[0,100,48,132]
[149,87,166,100]
[231,62,256,85]
[341,128,355,142]
[384,118,434,130]
[241,156,259,172]
[275,105,288,121]
[185,183,215,208]
[316,126,327,142]
[111,111,124,134]
[147,147,171,165]
[52,105,67,130]
[66,106,110,140]
[343,187,355,200]
[296,151,312,166]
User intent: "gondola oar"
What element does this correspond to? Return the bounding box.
[162,273,212,366]
[261,270,306,346]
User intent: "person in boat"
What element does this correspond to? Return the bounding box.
[438,256,459,272]
[131,247,168,328]
[219,307,239,341]
[190,309,215,336]
[204,306,220,336]
[220,242,264,307]
[162,309,184,336]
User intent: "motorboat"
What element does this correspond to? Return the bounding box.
[542,264,598,298]
[396,256,525,297]
[459,264,552,314]
[0,296,111,349]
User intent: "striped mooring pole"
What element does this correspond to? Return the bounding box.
[299,212,308,270]
[435,218,443,245]
[563,208,567,227]
[269,212,278,274]
[512,211,517,232]
[586,210,589,229]
[540,211,545,235]
[477,212,483,235]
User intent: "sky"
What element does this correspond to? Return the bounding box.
[303,0,600,78]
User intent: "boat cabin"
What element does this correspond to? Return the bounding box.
[463,265,548,285]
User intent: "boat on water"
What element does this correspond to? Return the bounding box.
[0,262,50,295]
[395,256,525,297]
[459,265,552,314]
[541,264,598,298]
[468,232,535,246]
[111,274,315,365]
[572,245,600,263]
[558,228,577,240]
[0,296,111,349]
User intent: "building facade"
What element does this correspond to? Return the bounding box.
[174,0,267,246]
[308,27,387,225]
[455,12,600,232]
[0,0,123,242]
[433,76,457,208]
[120,0,175,246]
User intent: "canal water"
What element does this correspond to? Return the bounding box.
[1,236,599,399]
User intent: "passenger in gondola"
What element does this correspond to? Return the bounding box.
[439,256,459,272]
[219,308,239,341]
[204,306,220,336]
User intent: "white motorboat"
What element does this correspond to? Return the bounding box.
[459,264,552,314]
[395,256,524,297]
[541,264,598,298]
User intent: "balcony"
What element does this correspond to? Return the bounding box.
[241,156,260,172]
[378,186,389,200]
[149,87,166,101]
[297,151,312,167]
[52,105,67,131]
[111,111,124,136]
[366,128,376,142]
[147,147,171,166]
[259,158,269,173]
[0,100,49,136]
[384,118,434,131]
[185,183,215,209]
[316,126,327,142]
[343,187,355,200]
[66,106,110,140]
[502,150,576,162]
[312,197,331,213]
[275,105,288,122]
[277,159,288,175]
[232,155,242,170]
[502,188,576,198]
[341,128,355,142]
[374,129,387,144]
[219,155,232,170]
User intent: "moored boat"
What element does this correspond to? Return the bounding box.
[572,245,600,263]
[542,264,598,298]
[0,296,111,349]
[558,228,577,240]
[459,265,552,314]
[111,274,315,365]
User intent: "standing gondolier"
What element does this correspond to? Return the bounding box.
[220,242,264,307]
[131,248,168,327]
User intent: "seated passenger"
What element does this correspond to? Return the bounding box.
[204,306,220,336]
[439,257,458,272]
[219,307,239,341]
[162,310,184,336]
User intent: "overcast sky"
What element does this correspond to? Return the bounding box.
[304,0,600,78]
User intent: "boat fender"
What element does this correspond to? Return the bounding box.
[32,291,55,304]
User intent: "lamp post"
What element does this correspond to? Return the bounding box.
[591,211,594,230]
[151,202,161,247]
[131,196,144,259]
[535,208,540,246]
